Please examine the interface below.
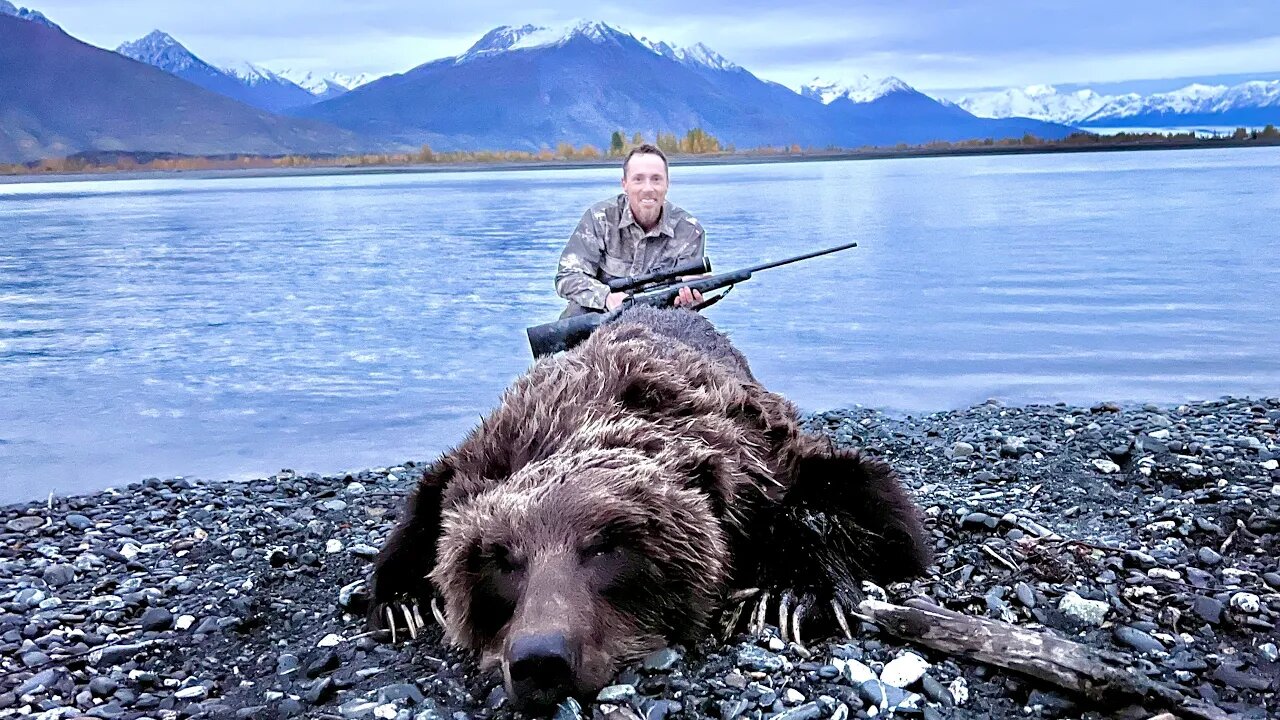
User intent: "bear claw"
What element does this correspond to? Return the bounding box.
[831,598,854,640]
[401,603,419,640]
[430,597,447,628]
[375,599,433,644]
[733,588,858,647]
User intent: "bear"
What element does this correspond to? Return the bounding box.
[366,305,931,712]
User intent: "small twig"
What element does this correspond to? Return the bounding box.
[981,545,1021,572]
[0,632,147,680]
[1219,528,1238,555]
[1047,537,1125,554]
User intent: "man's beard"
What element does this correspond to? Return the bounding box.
[633,200,661,228]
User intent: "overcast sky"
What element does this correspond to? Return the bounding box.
[28,0,1280,92]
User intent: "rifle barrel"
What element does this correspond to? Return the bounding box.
[738,240,858,275]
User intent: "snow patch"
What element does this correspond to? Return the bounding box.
[801,75,913,104]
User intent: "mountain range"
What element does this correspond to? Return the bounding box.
[950,81,1280,128]
[0,0,56,30]
[0,14,375,163]
[5,5,1278,165]
[290,20,1072,152]
[114,30,373,113]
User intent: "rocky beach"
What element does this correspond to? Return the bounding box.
[2,397,1277,720]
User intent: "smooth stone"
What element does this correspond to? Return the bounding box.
[377,683,424,705]
[66,514,93,530]
[736,645,784,673]
[1197,548,1223,566]
[1059,591,1109,626]
[1114,625,1165,655]
[919,674,954,707]
[774,702,824,720]
[15,668,61,696]
[89,676,118,696]
[42,564,76,587]
[641,647,680,671]
[880,652,929,688]
[5,516,44,532]
[597,685,636,703]
[139,607,173,631]
[92,643,148,666]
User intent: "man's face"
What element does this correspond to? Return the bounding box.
[622,153,668,230]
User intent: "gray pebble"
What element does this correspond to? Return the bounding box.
[15,668,61,696]
[1114,625,1165,654]
[1197,547,1223,566]
[735,645,784,673]
[641,647,680,671]
[21,650,51,667]
[140,607,173,631]
[89,676,118,696]
[597,684,637,703]
[919,673,954,706]
[66,513,94,530]
[774,702,824,720]
[5,516,44,532]
[42,563,76,588]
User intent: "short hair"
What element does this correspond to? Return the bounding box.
[623,144,668,177]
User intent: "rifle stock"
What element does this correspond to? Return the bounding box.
[526,241,858,358]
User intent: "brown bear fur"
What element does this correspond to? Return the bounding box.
[368,305,930,710]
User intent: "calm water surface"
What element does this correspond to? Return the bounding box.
[2,148,1278,503]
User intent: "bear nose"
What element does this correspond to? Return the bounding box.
[508,632,575,707]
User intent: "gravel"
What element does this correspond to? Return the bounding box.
[1,396,1277,719]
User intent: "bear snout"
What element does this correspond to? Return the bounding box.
[505,631,577,710]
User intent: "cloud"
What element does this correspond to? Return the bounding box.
[31,0,1280,86]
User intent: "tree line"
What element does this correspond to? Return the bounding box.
[3,125,1277,176]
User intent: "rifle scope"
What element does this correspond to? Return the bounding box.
[606,257,712,293]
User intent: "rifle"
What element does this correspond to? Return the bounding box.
[525,240,858,358]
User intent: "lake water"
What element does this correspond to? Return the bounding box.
[2,147,1278,504]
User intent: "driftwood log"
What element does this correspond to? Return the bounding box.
[855,597,1234,720]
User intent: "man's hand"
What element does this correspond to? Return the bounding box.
[674,286,704,308]
[605,291,629,311]
[673,273,709,309]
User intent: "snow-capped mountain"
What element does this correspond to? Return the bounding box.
[950,80,1280,128]
[801,75,913,104]
[0,0,59,31]
[116,30,206,72]
[455,20,742,73]
[0,13,378,164]
[949,85,1107,125]
[296,19,1072,152]
[222,60,289,87]
[330,72,376,90]
[115,30,317,113]
[269,69,377,100]
[641,39,739,72]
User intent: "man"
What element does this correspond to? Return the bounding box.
[555,144,706,318]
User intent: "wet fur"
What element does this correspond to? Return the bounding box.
[369,305,931,699]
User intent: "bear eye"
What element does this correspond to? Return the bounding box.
[583,540,616,558]
[488,545,525,573]
[581,530,626,559]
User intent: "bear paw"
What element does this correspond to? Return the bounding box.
[720,587,864,649]
[369,595,445,644]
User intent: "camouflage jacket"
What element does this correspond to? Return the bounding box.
[555,194,707,313]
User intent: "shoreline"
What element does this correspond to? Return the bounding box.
[1,394,1275,719]
[1,394,1274,510]
[3,137,1278,186]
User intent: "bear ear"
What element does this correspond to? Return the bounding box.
[684,454,732,520]
[617,373,685,415]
